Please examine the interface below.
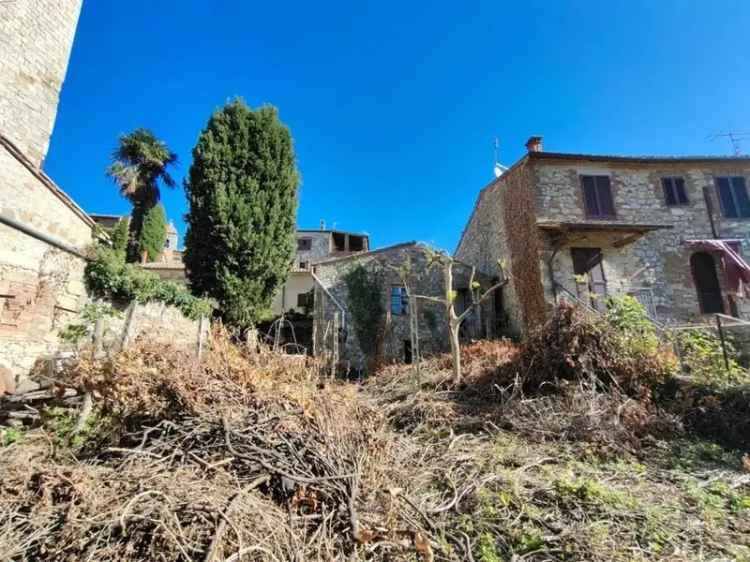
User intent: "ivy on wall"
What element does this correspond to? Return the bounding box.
[343,264,386,364]
[85,246,213,320]
[501,162,547,331]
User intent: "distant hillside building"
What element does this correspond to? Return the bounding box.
[271,228,369,315]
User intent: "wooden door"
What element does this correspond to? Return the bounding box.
[571,247,607,311]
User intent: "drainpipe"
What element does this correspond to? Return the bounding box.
[547,243,561,301]
[0,213,89,260]
[703,186,718,239]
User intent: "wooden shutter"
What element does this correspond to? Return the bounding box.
[582,176,600,216]
[717,177,738,217]
[731,177,750,217]
[596,176,615,216]
[674,177,688,204]
[662,178,677,206]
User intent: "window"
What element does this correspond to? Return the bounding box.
[390,286,408,315]
[716,176,750,218]
[581,175,615,218]
[332,232,346,251]
[662,177,688,206]
[297,238,312,251]
[298,261,309,270]
[297,291,314,309]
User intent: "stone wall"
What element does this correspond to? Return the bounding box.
[314,243,491,371]
[103,300,203,351]
[533,158,750,324]
[0,138,94,385]
[296,231,332,266]
[0,0,82,166]
[454,164,540,337]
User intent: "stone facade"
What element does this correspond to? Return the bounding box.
[313,242,492,371]
[456,141,750,333]
[0,136,94,379]
[0,0,89,385]
[0,0,82,166]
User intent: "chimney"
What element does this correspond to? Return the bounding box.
[525,136,543,153]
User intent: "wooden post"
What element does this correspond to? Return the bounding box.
[312,315,318,356]
[92,317,104,359]
[196,316,207,360]
[118,302,138,352]
[331,311,340,379]
[246,326,258,356]
[715,314,731,372]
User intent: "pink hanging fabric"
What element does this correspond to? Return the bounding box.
[685,239,750,295]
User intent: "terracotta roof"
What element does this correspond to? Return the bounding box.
[315,241,419,265]
[140,262,186,270]
[297,229,369,237]
[88,213,125,220]
[0,133,95,228]
[529,151,750,165]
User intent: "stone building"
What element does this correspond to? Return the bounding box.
[455,136,750,337]
[312,242,492,371]
[271,227,369,315]
[0,0,91,387]
[0,0,83,167]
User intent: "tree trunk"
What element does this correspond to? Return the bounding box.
[449,322,461,384]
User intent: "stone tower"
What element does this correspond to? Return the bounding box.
[0,0,83,167]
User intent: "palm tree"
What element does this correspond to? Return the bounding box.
[106,128,177,262]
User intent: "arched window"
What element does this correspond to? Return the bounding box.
[690,252,724,314]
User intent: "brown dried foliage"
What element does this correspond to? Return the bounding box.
[0,328,433,561]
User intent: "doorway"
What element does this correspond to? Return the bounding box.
[571,247,607,311]
[690,252,724,314]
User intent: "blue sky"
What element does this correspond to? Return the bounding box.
[46,0,750,252]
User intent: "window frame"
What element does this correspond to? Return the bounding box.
[390,286,409,315]
[297,237,313,251]
[715,176,750,219]
[580,174,616,219]
[661,176,689,207]
[296,291,313,309]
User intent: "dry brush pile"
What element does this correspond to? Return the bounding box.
[368,304,749,561]
[2,305,749,562]
[0,330,438,561]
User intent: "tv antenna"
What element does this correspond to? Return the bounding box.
[493,137,508,178]
[708,131,750,156]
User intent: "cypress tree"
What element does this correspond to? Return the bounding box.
[139,204,167,262]
[110,217,130,259]
[184,99,299,326]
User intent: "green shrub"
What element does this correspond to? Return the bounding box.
[59,302,121,344]
[677,328,750,388]
[85,246,213,320]
[605,295,660,355]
